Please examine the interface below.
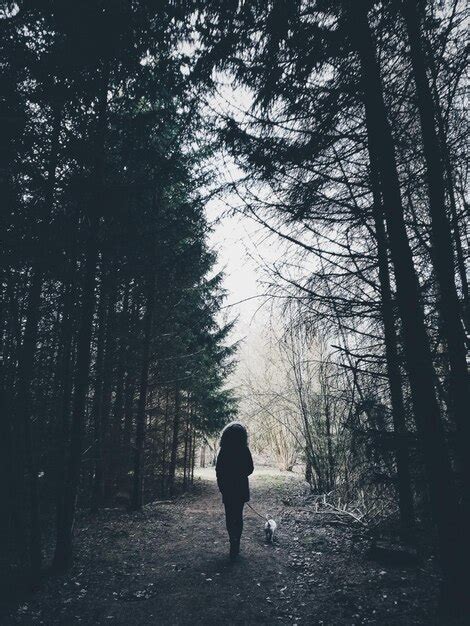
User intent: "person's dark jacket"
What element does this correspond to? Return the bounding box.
[216,445,254,503]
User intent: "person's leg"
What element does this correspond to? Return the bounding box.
[224,500,244,558]
[224,501,244,540]
[233,501,244,543]
[224,501,237,542]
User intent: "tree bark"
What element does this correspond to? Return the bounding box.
[90,267,108,512]
[130,276,155,511]
[119,294,138,489]
[369,157,415,539]
[324,400,336,494]
[93,274,117,506]
[182,405,190,490]
[400,0,470,511]
[16,267,43,578]
[160,388,169,496]
[2,276,26,566]
[190,428,196,485]
[53,247,77,555]
[109,282,130,493]
[305,455,313,487]
[352,3,464,609]
[168,387,181,497]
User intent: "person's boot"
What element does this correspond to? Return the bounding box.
[229,540,240,560]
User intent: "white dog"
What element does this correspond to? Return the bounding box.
[264,516,277,543]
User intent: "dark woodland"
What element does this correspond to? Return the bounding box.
[0,1,468,624]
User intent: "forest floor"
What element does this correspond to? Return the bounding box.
[3,466,439,625]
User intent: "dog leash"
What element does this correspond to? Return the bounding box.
[246,502,266,520]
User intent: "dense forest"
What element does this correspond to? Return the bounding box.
[0,0,237,581]
[1,0,468,622]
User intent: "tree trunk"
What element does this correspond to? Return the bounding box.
[120,372,135,490]
[188,424,194,481]
[130,277,155,511]
[119,294,137,490]
[422,29,470,334]
[160,388,169,496]
[109,283,129,493]
[1,276,27,570]
[305,455,313,487]
[182,414,190,490]
[400,0,470,512]
[16,267,43,578]
[324,401,335,493]
[53,238,77,567]
[190,428,196,485]
[443,143,469,333]
[97,276,117,503]
[168,387,181,497]
[429,63,470,334]
[90,267,108,512]
[352,3,464,609]
[369,156,415,539]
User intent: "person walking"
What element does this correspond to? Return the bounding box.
[215,422,254,560]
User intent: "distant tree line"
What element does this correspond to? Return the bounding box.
[1,1,236,587]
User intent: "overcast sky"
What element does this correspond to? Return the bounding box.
[203,82,289,377]
[206,204,270,394]
[207,203,271,339]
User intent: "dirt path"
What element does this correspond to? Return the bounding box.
[4,467,437,625]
